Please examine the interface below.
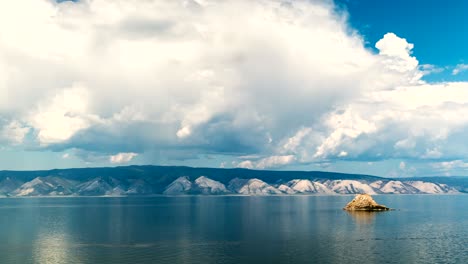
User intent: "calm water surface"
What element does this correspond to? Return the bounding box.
[0,195,466,264]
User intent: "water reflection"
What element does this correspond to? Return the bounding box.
[0,196,466,264]
[346,210,379,225]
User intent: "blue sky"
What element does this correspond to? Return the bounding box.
[1,0,468,177]
[337,0,468,82]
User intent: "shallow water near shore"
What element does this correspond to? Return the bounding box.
[0,195,466,264]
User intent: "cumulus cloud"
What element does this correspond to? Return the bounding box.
[374,32,423,85]
[431,160,468,176]
[256,155,296,169]
[272,81,468,172]
[236,155,295,169]
[452,64,468,75]
[237,160,254,169]
[28,84,96,145]
[419,64,444,75]
[433,160,468,171]
[0,0,468,173]
[0,120,30,144]
[376,33,416,65]
[0,0,373,153]
[109,152,138,164]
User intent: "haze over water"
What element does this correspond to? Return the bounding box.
[0,195,466,264]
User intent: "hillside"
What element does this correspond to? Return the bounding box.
[0,165,466,196]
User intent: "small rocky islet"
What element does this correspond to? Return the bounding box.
[343,193,391,211]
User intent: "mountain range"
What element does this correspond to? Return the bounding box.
[0,165,466,197]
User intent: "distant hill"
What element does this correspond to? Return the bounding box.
[0,165,466,196]
[399,176,468,193]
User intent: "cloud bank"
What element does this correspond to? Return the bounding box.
[1,0,468,175]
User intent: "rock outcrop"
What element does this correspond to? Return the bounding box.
[343,194,390,211]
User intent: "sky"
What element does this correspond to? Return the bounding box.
[336,0,468,82]
[1,0,468,177]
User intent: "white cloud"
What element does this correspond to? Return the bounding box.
[0,121,30,144]
[422,148,442,159]
[256,155,296,169]
[236,160,254,169]
[298,82,468,162]
[28,84,95,145]
[338,151,348,157]
[109,152,138,164]
[282,127,312,153]
[375,33,422,84]
[432,160,468,175]
[0,0,468,173]
[387,160,416,177]
[176,126,192,139]
[235,155,295,169]
[399,161,406,170]
[0,0,375,154]
[312,106,379,159]
[419,64,444,75]
[376,33,415,60]
[452,64,468,75]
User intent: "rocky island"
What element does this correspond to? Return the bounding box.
[343,194,390,211]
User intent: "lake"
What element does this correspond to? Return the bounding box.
[0,195,466,264]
